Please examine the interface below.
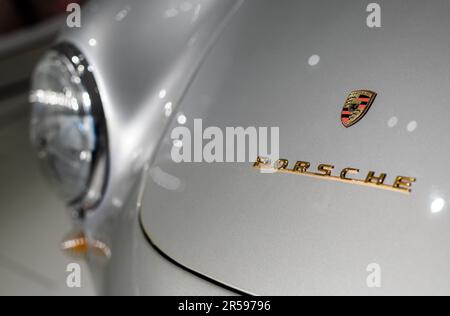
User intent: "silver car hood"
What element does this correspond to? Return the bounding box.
[140,0,450,295]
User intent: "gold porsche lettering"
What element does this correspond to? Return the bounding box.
[317,164,334,176]
[393,176,416,192]
[254,157,416,194]
[365,171,387,186]
[293,161,310,173]
[340,168,359,180]
[276,159,289,170]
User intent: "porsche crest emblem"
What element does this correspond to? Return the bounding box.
[341,90,377,128]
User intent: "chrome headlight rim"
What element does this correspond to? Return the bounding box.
[30,42,109,210]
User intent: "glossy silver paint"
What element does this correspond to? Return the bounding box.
[59,0,242,226]
[56,0,450,295]
[88,170,236,295]
[57,0,244,295]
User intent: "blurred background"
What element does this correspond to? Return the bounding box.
[0,0,94,295]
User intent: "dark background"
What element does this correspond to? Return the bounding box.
[0,0,93,295]
[0,0,83,34]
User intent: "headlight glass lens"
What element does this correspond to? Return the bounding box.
[30,44,107,207]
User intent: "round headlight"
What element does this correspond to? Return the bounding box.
[30,43,108,209]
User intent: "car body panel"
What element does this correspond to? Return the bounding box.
[88,171,236,296]
[57,0,243,242]
[140,0,450,295]
[52,0,450,295]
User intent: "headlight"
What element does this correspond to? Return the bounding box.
[30,43,108,209]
